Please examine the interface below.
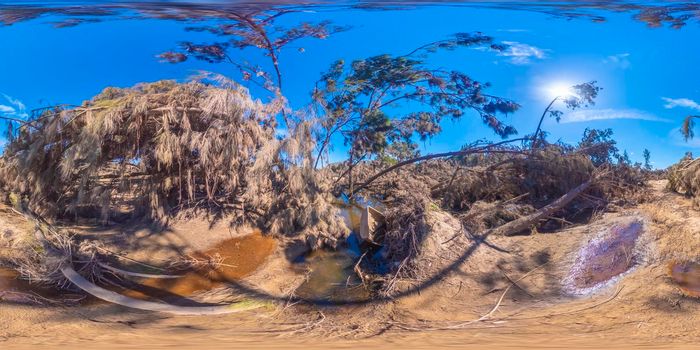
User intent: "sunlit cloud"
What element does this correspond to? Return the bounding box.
[0,93,28,118]
[559,108,670,123]
[0,105,15,113]
[662,97,700,111]
[603,53,631,69]
[498,41,547,65]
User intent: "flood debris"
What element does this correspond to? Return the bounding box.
[0,78,349,249]
[359,206,385,244]
[60,265,264,315]
[667,154,700,208]
[0,79,656,311]
[351,144,648,297]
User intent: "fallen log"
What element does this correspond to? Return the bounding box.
[60,266,263,315]
[489,178,594,236]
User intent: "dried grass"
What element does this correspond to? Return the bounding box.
[667,155,700,208]
[350,144,649,295]
[0,78,348,247]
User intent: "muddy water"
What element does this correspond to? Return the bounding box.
[291,200,377,303]
[334,200,363,233]
[0,267,29,301]
[293,249,370,304]
[123,231,275,300]
[0,267,83,304]
[2,207,370,305]
[668,261,700,298]
[334,196,386,233]
[567,220,643,291]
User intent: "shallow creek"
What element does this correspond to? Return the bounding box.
[291,199,377,304]
[1,201,376,305]
[120,231,276,301]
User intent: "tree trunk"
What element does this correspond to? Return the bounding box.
[490,178,594,236]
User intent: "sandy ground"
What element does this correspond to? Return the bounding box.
[0,180,699,349]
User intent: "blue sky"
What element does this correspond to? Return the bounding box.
[1,4,699,168]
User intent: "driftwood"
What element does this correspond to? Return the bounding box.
[488,178,594,236]
[60,266,263,315]
[96,262,182,279]
[13,206,266,315]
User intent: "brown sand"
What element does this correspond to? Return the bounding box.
[0,180,699,349]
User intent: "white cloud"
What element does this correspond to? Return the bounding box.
[0,93,27,118]
[559,108,670,123]
[0,93,28,118]
[498,41,547,65]
[603,53,631,69]
[0,105,15,114]
[2,94,25,112]
[662,97,700,111]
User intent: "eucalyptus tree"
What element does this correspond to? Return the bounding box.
[643,149,652,170]
[157,10,347,127]
[311,33,521,194]
[577,128,619,166]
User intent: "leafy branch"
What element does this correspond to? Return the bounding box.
[531,81,602,149]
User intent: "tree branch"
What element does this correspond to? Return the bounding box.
[350,137,528,195]
[531,96,559,149]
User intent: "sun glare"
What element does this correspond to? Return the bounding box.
[546,82,576,99]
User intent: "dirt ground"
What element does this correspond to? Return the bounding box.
[0,180,699,349]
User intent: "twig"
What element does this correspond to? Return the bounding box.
[96,262,182,279]
[352,252,369,287]
[442,193,530,245]
[393,262,548,331]
[444,262,548,328]
[92,246,169,272]
[497,265,533,298]
[383,257,409,296]
[503,285,624,321]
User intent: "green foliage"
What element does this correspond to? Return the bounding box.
[578,128,619,166]
[643,148,652,170]
[158,10,347,94]
[618,150,632,165]
[380,141,420,164]
[531,81,602,149]
[312,33,520,167]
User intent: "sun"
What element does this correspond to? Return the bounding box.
[545,82,576,100]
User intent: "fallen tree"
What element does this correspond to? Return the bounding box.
[0,78,348,246]
[487,176,595,236]
[372,171,601,297]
